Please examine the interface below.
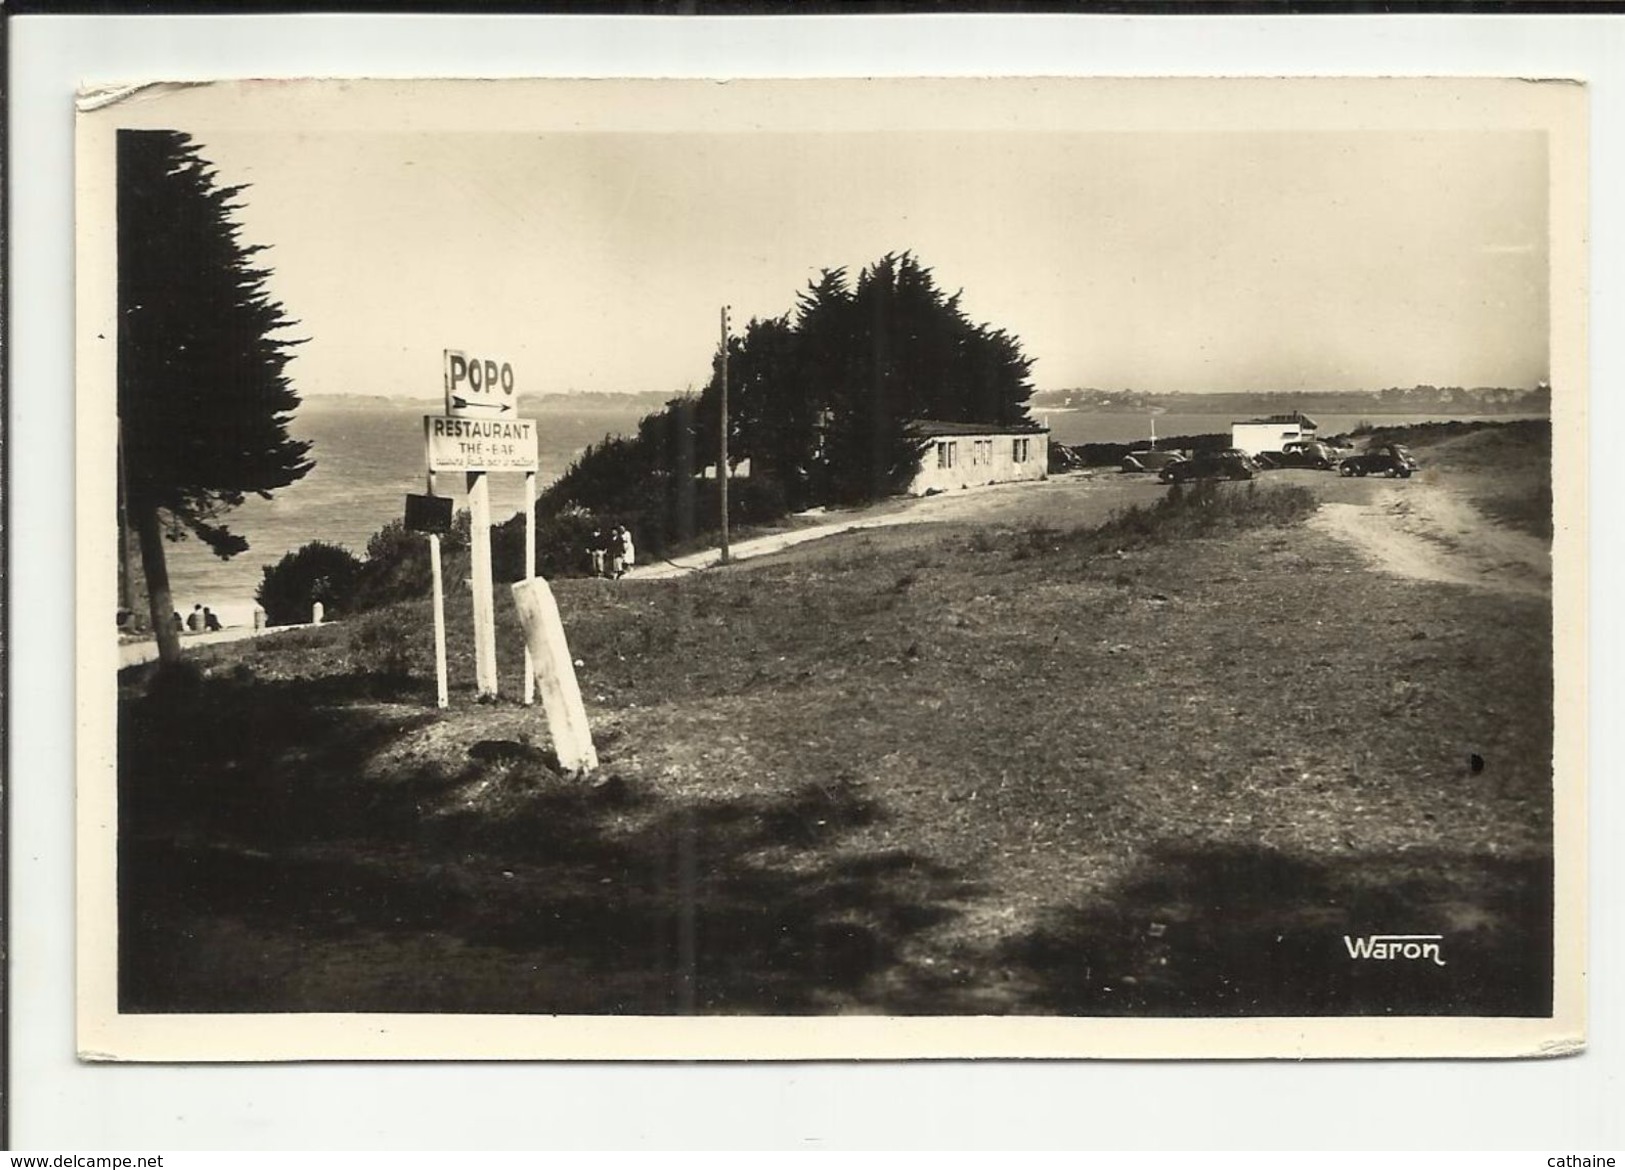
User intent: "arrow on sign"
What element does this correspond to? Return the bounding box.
[451,396,513,414]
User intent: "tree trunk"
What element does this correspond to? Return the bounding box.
[132,500,182,666]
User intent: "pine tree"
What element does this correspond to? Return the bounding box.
[118,129,314,664]
[541,250,1037,533]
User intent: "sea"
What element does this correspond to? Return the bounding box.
[158,396,654,624]
[155,396,1544,624]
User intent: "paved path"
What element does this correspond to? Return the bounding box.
[624,512,916,581]
[622,473,1114,581]
[118,622,323,669]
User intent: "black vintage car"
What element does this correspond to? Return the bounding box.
[1120,449,1188,474]
[1256,439,1341,470]
[1158,450,1259,483]
[1338,443,1419,478]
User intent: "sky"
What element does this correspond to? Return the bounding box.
[187,121,1549,400]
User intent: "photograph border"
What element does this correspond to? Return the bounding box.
[8,9,1621,1151]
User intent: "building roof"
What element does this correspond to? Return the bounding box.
[1234,411,1319,430]
[908,418,1049,438]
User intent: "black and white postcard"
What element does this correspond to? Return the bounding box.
[75,76,1587,1060]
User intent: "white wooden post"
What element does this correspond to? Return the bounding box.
[428,531,449,709]
[468,469,499,698]
[511,578,598,774]
[425,459,451,710]
[522,469,537,706]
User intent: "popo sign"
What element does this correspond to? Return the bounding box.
[444,349,517,418]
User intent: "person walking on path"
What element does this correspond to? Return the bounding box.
[589,529,607,578]
[617,525,636,578]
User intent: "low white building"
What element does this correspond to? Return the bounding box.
[905,419,1049,496]
[1230,411,1319,457]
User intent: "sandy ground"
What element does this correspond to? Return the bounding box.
[1309,478,1550,597]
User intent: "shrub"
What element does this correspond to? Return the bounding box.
[1070,480,1318,556]
[347,609,417,687]
[351,520,432,611]
[256,541,363,626]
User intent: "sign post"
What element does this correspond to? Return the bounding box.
[433,350,536,702]
[425,350,593,769]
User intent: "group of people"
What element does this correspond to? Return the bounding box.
[173,603,224,633]
[116,601,269,637]
[588,525,637,579]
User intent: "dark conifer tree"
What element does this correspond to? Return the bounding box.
[118,129,313,663]
[542,250,1036,531]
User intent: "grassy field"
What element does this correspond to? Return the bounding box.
[118,428,1554,1017]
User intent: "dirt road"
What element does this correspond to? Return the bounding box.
[633,456,1550,599]
[1311,480,1550,597]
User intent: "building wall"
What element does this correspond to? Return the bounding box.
[907,432,1048,496]
[1230,422,1303,456]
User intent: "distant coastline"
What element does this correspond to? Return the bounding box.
[301,390,683,414]
[305,384,1555,421]
[1029,385,1550,418]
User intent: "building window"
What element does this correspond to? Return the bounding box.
[1012,437,1030,464]
[972,439,993,466]
[936,440,957,469]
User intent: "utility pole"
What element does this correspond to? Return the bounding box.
[116,417,137,622]
[719,304,731,565]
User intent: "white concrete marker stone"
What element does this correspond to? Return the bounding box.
[511,578,599,775]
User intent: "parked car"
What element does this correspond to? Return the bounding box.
[1159,450,1259,483]
[1338,443,1419,478]
[1321,435,1358,461]
[1049,443,1089,473]
[1256,439,1341,470]
[1120,449,1187,474]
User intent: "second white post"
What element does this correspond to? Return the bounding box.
[467,469,499,698]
